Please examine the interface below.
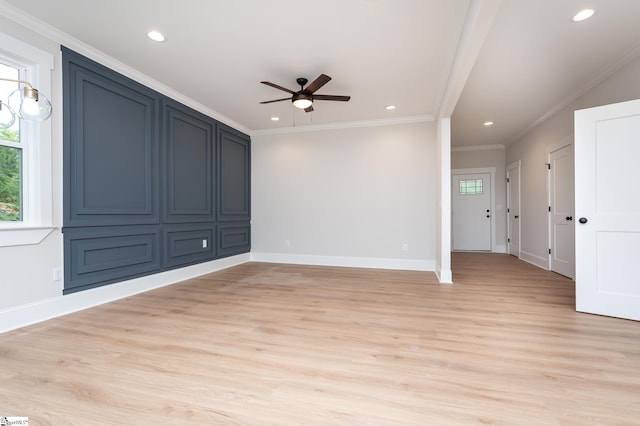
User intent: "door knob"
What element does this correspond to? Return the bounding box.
[579,217,588,224]
[565,216,573,221]
[514,215,519,219]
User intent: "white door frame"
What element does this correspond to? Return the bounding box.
[547,135,575,278]
[451,167,497,252]
[506,160,521,258]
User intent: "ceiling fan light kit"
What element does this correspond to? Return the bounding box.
[260,73,350,113]
[292,93,313,109]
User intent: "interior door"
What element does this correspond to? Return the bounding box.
[507,162,520,257]
[549,144,575,278]
[575,98,640,321]
[452,173,491,251]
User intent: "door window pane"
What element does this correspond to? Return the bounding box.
[459,179,483,195]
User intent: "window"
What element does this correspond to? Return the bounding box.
[459,179,483,195]
[0,62,23,221]
[0,32,54,246]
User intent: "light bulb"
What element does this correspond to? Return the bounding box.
[8,87,52,122]
[21,97,40,116]
[293,98,313,109]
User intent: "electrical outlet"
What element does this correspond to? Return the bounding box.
[202,239,208,248]
[284,239,290,247]
[402,243,409,251]
[53,267,63,282]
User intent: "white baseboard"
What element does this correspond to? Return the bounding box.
[519,250,549,270]
[435,262,453,284]
[493,244,507,254]
[250,252,435,272]
[2,252,436,334]
[0,254,250,334]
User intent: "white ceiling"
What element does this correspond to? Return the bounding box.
[2,0,640,146]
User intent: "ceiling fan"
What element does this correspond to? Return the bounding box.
[260,74,351,112]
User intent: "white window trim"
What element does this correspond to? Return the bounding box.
[0,32,55,247]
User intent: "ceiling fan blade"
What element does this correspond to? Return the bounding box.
[304,105,314,113]
[261,81,296,94]
[313,94,351,102]
[259,97,291,104]
[304,74,331,94]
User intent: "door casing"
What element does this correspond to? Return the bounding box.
[451,167,497,252]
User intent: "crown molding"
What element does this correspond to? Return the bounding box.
[507,44,640,146]
[0,1,251,135]
[250,115,435,137]
[452,144,505,152]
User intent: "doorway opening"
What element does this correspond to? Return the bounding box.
[452,167,496,252]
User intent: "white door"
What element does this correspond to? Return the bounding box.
[575,98,640,321]
[452,173,491,251]
[549,144,575,278]
[507,161,520,257]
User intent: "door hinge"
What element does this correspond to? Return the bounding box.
[506,178,510,183]
[549,248,552,254]
[507,208,510,213]
[508,238,511,243]
[548,206,551,212]
[546,163,551,170]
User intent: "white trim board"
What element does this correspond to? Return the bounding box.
[519,250,548,270]
[251,115,434,136]
[250,252,435,272]
[451,144,505,152]
[0,254,250,334]
[507,46,640,146]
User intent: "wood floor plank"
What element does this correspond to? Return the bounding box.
[1,253,639,425]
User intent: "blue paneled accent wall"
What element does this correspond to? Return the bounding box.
[62,47,250,294]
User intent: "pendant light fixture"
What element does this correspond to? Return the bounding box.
[0,77,52,128]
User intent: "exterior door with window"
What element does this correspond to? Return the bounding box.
[452,173,491,251]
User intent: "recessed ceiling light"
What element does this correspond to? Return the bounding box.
[573,9,595,22]
[270,116,280,121]
[484,121,494,126]
[147,31,166,42]
[385,105,396,110]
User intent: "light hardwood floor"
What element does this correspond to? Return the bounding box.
[1,253,639,425]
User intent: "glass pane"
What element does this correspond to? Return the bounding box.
[0,62,20,136]
[459,179,483,195]
[0,61,22,221]
[0,144,22,221]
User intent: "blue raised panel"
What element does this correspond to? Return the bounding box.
[64,226,161,294]
[63,47,159,226]
[163,100,215,222]
[62,47,251,294]
[217,126,251,221]
[164,224,217,268]
[217,222,251,257]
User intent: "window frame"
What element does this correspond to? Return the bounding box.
[0,32,55,247]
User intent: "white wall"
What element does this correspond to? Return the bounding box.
[251,121,437,270]
[506,54,640,268]
[451,146,507,252]
[0,16,63,311]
